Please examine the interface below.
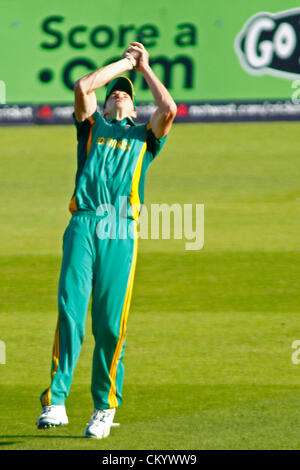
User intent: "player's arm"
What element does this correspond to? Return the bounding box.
[129,42,177,138]
[74,57,135,123]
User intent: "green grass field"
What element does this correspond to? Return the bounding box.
[0,122,300,450]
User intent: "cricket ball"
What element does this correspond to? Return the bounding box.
[127,48,140,60]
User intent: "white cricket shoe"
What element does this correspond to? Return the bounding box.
[84,408,116,439]
[36,405,69,429]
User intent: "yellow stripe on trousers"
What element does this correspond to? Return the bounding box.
[108,225,138,408]
[42,317,60,406]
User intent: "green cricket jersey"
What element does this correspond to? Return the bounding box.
[69,110,167,219]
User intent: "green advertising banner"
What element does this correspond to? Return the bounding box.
[1,0,300,122]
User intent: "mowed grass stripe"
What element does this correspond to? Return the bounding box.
[0,252,299,314]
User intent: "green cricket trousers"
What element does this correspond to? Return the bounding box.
[41,211,138,410]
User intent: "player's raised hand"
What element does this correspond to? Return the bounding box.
[127,42,150,73]
[122,48,138,69]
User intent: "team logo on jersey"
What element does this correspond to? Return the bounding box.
[235,8,300,79]
[97,137,131,150]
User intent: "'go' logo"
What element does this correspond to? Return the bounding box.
[235,9,300,79]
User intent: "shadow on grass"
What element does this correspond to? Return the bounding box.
[0,435,85,439]
[0,441,21,445]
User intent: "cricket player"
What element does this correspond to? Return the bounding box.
[36,42,177,439]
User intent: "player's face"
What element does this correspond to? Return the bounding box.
[104,90,135,119]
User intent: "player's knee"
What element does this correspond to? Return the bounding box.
[92,321,120,343]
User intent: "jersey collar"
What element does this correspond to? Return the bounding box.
[106,116,136,127]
